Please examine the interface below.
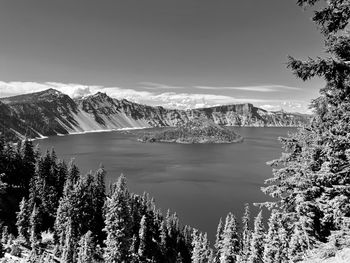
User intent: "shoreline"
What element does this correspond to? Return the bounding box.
[30,125,298,142]
[32,127,149,141]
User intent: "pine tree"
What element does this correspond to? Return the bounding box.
[77,231,96,263]
[66,159,79,190]
[20,139,36,194]
[92,166,106,244]
[129,235,139,263]
[241,203,252,262]
[29,204,42,262]
[103,174,132,262]
[138,215,147,260]
[248,211,264,263]
[262,0,350,245]
[61,218,77,263]
[277,223,289,263]
[159,220,168,256]
[191,229,210,263]
[219,213,240,263]
[29,204,41,250]
[16,197,31,244]
[214,218,224,262]
[263,210,286,263]
[1,226,8,244]
[288,220,311,261]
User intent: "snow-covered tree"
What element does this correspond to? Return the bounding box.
[214,217,224,262]
[1,226,8,244]
[61,218,77,263]
[241,203,252,261]
[248,211,264,263]
[262,0,350,246]
[219,213,239,263]
[29,204,41,250]
[191,229,211,263]
[263,210,284,263]
[288,219,311,261]
[103,174,132,262]
[16,197,30,244]
[138,215,147,259]
[77,231,96,263]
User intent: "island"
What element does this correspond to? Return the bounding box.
[138,117,243,144]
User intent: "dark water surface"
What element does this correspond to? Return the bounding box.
[35,127,296,241]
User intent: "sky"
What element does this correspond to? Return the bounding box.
[0,0,327,112]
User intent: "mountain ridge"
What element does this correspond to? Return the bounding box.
[0,89,311,140]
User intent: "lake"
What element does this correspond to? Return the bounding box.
[35,127,296,242]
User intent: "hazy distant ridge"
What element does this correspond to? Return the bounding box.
[0,89,310,140]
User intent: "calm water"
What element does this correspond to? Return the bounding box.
[35,127,295,241]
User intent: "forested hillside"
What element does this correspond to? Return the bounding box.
[1,0,350,262]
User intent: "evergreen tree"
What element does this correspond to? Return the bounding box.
[191,229,210,263]
[67,159,79,186]
[1,226,8,244]
[288,220,311,261]
[61,218,77,263]
[248,211,264,263]
[241,203,251,262]
[20,139,36,195]
[29,205,42,262]
[277,223,289,263]
[92,166,106,244]
[214,218,224,262]
[138,215,147,260]
[16,197,31,244]
[263,210,284,263]
[29,204,41,250]
[262,0,350,245]
[129,235,139,263]
[103,174,132,262]
[77,231,96,263]
[219,213,240,263]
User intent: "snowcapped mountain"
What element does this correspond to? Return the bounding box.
[0,89,310,140]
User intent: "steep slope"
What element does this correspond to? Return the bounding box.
[0,89,311,140]
[1,89,79,136]
[0,101,40,141]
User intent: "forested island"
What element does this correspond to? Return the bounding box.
[138,118,243,144]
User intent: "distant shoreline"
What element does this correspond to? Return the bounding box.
[31,125,299,142]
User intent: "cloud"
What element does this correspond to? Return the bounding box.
[138,82,185,90]
[195,85,300,92]
[260,104,282,111]
[0,81,98,98]
[260,101,311,113]
[0,81,310,113]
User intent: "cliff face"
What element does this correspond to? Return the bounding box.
[0,89,310,140]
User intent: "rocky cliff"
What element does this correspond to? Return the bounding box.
[0,89,310,140]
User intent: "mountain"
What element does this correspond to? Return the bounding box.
[0,89,311,140]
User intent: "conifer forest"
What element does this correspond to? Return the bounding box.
[1,0,350,262]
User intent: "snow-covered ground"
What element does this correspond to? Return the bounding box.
[303,248,350,263]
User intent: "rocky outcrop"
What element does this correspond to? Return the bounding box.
[0,89,311,140]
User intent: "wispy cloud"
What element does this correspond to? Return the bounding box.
[138,82,185,90]
[195,85,300,92]
[0,81,309,113]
